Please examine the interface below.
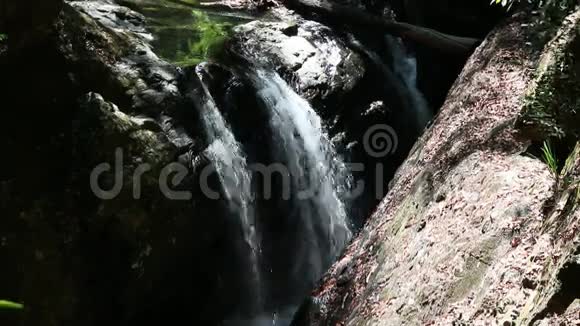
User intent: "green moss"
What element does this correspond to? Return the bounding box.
[520,53,580,139]
[517,10,580,141]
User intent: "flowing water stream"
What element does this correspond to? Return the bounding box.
[251,69,352,268]
[195,66,264,317]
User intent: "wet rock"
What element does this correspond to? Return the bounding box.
[230,18,365,108]
[70,1,151,41]
[61,1,183,117]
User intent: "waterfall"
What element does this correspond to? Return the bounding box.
[195,66,352,326]
[252,69,352,261]
[195,65,263,314]
[386,36,432,130]
[250,70,352,324]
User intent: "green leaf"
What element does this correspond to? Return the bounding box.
[0,300,24,310]
[542,140,559,175]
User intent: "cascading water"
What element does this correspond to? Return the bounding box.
[252,69,352,262]
[126,2,428,323]
[195,65,263,316]
[206,68,354,326]
[246,69,352,325]
[193,40,427,324]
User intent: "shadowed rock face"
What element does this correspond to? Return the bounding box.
[391,0,507,110]
[0,0,63,35]
[1,1,366,324]
[390,0,506,37]
[0,2,214,325]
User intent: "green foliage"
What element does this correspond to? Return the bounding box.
[0,300,24,310]
[0,33,7,42]
[181,10,233,65]
[542,140,559,175]
[151,9,236,66]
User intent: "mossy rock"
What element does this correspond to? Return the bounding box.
[517,6,580,141]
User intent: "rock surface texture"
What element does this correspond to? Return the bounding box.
[292,2,580,326]
[231,18,365,106]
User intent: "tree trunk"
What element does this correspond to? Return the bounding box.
[284,0,481,55]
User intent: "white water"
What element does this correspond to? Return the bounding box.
[226,69,353,326]
[195,65,263,312]
[252,69,352,292]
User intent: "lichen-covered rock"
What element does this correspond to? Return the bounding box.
[292,3,580,326]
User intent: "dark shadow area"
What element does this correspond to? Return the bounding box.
[532,252,580,322]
